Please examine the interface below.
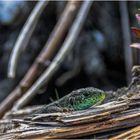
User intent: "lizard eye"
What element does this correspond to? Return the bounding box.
[84,92,90,97]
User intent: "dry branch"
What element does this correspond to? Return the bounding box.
[8,0,49,78]
[119,1,133,84]
[0,1,81,119]
[12,0,93,110]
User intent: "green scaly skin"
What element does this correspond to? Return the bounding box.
[33,87,106,114]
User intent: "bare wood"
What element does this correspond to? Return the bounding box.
[110,125,140,140]
[2,105,140,139]
[1,92,140,139]
[12,0,93,110]
[0,1,81,119]
[17,113,140,139]
[3,105,44,119]
[8,0,49,78]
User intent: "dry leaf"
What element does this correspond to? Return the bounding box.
[131,27,140,38]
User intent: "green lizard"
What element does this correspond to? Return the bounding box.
[32,87,106,114]
[0,87,106,132]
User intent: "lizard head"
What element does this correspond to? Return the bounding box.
[69,87,106,111]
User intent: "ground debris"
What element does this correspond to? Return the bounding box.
[1,66,140,139]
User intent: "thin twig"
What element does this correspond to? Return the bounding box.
[12,0,93,110]
[119,1,133,84]
[8,0,49,78]
[0,1,81,118]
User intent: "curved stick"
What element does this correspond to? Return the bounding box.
[8,0,49,78]
[12,0,93,110]
[0,1,81,118]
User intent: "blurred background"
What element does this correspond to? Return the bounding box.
[0,1,139,106]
